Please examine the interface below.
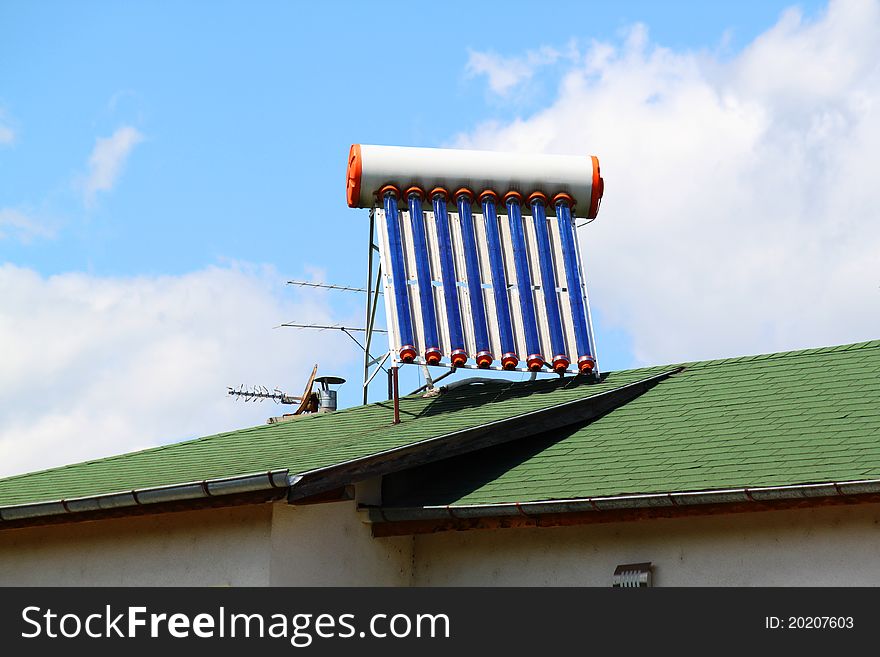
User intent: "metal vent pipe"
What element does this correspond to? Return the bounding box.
[315,376,345,413]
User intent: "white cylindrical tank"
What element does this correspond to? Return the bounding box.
[346,144,604,219]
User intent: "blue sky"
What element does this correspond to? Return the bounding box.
[2,1,824,279]
[7,0,879,476]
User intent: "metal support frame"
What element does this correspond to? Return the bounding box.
[363,208,393,404]
[409,367,456,395]
[391,366,400,424]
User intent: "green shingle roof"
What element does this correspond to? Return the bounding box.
[2,339,878,511]
[382,339,880,507]
[0,364,664,508]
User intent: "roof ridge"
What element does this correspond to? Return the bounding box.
[610,338,880,376]
[687,338,880,369]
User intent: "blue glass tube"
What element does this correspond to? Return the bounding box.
[457,192,492,367]
[505,194,543,370]
[481,193,517,369]
[432,191,467,367]
[383,189,416,362]
[555,197,595,372]
[407,190,440,364]
[530,196,569,372]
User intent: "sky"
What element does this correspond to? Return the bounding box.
[2,0,877,477]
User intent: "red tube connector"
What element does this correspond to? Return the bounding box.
[424,347,442,366]
[501,352,518,370]
[503,190,523,205]
[454,187,474,202]
[552,192,575,212]
[551,355,570,374]
[578,355,596,374]
[404,186,424,200]
[399,344,417,363]
[479,189,499,203]
[475,351,493,369]
[450,348,468,368]
[527,190,549,206]
[527,354,545,372]
[378,184,400,200]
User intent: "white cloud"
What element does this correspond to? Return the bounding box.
[82,126,144,204]
[466,45,567,95]
[457,0,880,366]
[0,264,355,477]
[0,208,54,243]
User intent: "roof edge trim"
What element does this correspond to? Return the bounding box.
[368,479,880,525]
[0,469,291,523]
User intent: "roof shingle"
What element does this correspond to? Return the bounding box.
[2,339,878,511]
[382,339,880,507]
[0,364,663,507]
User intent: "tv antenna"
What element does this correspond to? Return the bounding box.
[227,364,322,422]
[282,263,394,404]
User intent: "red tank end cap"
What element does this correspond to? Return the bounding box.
[475,351,493,368]
[424,347,442,366]
[588,155,603,219]
[399,345,417,363]
[527,355,544,372]
[346,144,362,208]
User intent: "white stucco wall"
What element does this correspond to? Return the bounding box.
[411,504,880,586]
[0,499,413,586]
[0,504,273,586]
[3,500,880,586]
[269,501,413,586]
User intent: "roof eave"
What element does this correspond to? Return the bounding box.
[368,479,880,536]
[0,469,291,526]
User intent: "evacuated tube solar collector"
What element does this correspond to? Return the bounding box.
[348,144,603,376]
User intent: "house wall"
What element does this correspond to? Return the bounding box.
[0,505,273,586]
[0,500,413,586]
[269,501,413,586]
[411,503,880,586]
[4,500,880,586]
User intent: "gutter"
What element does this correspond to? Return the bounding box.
[367,479,880,523]
[0,469,291,523]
